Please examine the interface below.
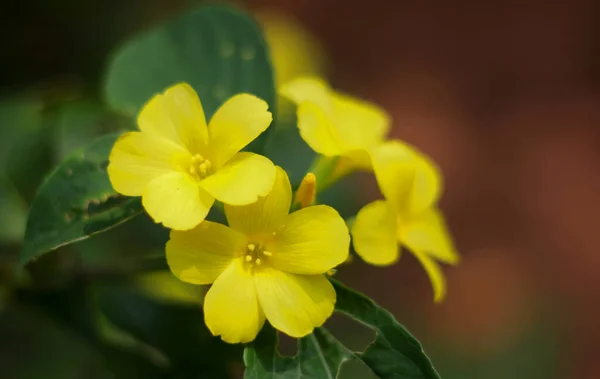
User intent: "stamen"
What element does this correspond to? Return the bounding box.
[189,166,196,174]
[199,163,208,175]
[243,242,271,270]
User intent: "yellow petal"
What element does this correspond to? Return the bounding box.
[280,78,389,155]
[371,141,442,216]
[370,140,417,213]
[331,92,390,152]
[254,268,335,338]
[207,94,272,166]
[410,248,447,303]
[279,77,332,112]
[225,166,291,236]
[295,101,343,156]
[107,132,189,196]
[270,205,349,274]
[204,259,265,343]
[137,83,209,152]
[142,172,214,230]
[409,152,443,216]
[166,221,246,284]
[351,200,400,265]
[401,207,459,264]
[200,152,275,206]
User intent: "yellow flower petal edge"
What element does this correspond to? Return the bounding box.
[200,152,276,206]
[225,165,292,237]
[401,208,459,265]
[296,101,343,156]
[166,166,350,342]
[137,82,209,152]
[166,221,246,285]
[208,93,273,167]
[142,172,214,231]
[108,131,189,196]
[351,200,400,266]
[203,259,265,344]
[280,77,332,112]
[107,83,276,230]
[410,249,447,303]
[254,268,335,338]
[371,140,442,217]
[271,205,350,274]
[281,77,390,166]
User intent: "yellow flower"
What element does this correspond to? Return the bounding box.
[351,141,459,302]
[166,166,349,343]
[280,77,390,171]
[107,83,276,230]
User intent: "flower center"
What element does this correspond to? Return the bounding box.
[243,242,272,271]
[187,154,213,179]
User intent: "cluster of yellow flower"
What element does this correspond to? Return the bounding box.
[107,79,458,344]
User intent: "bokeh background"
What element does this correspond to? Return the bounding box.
[2,0,600,378]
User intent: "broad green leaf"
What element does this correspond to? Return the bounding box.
[244,280,439,379]
[18,133,142,271]
[333,280,440,379]
[244,324,354,379]
[104,4,276,151]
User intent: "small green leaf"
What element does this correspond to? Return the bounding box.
[243,280,440,379]
[18,133,142,271]
[104,4,276,151]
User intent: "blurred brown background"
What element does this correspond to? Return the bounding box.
[258,1,599,378]
[2,0,600,378]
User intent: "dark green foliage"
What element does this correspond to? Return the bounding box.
[18,134,142,271]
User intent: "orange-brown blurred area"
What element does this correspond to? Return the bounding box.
[255,0,599,378]
[2,0,600,378]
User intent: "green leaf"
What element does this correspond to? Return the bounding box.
[18,133,142,271]
[243,280,440,379]
[104,4,276,151]
[333,280,440,379]
[244,324,353,379]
